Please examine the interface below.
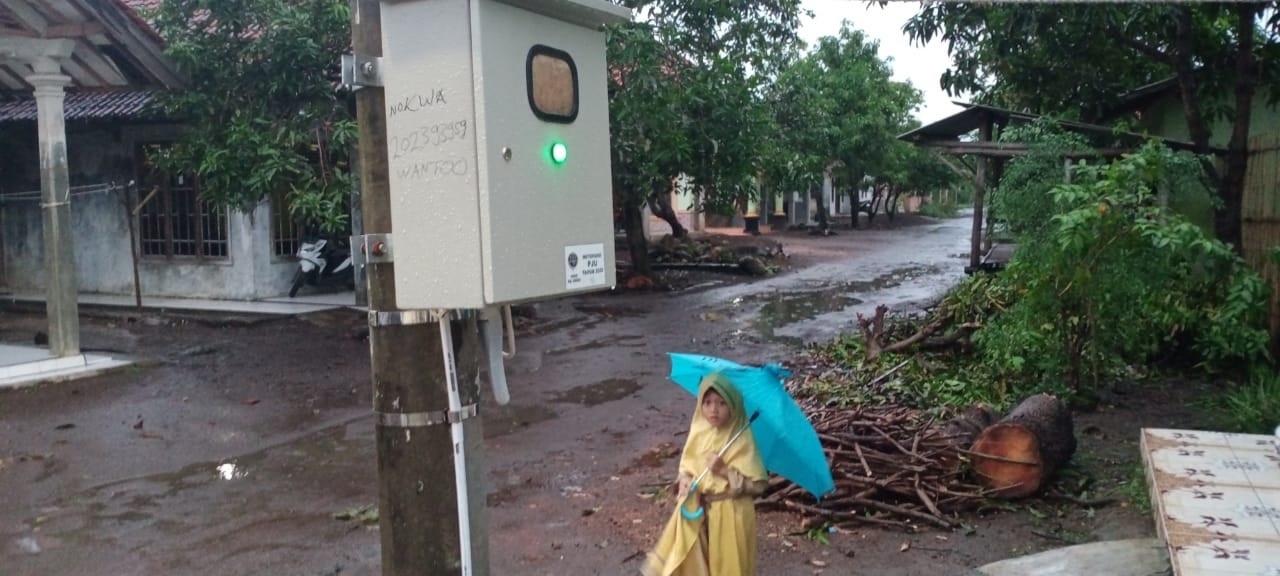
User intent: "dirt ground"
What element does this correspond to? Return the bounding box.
[0,213,1210,575]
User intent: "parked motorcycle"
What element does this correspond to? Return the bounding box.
[289,236,354,297]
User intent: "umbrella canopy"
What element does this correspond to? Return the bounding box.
[667,352,835,499]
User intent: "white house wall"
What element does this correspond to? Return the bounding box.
[1,123,296,299]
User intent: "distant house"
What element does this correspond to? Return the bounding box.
[1100,78,1280,148]
[0,0,303,301]
[1107,78,1280,331]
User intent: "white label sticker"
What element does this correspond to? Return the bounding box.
[565,243,607,290]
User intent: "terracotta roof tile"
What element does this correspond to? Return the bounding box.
[114,0,166,46]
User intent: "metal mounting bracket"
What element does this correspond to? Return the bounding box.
[368,309,438,327]
[352,233,393,269]
[376,403,478,428]
[340,53,383,89]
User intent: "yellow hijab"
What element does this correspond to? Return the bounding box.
[678,373,768,493]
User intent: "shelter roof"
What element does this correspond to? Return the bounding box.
[898,101,1220,155]
[0,0,182,92]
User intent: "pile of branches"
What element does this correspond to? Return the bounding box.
[760,403,993,532]
[648,235,783,276]
[858,304,982,361]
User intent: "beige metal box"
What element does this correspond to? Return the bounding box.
[380,0,629,309]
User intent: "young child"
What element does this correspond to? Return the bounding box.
[642,373,768,576]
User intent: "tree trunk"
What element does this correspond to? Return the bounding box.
[622,193,651,277]
[816,163,836,235]
[1214,4,1259,255]
[866,185,883,225]
[969,394,1077,499]
[648,183,687,239]
[1169,6,1243,252]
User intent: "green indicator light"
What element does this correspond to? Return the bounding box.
[550,142,568,164]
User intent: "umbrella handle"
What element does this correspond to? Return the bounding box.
[679,480,705,520]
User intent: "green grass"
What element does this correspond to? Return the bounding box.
[1196,369,1280,434]
[1119,464,1152,515]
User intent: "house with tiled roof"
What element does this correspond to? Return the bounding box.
[0,0,306,325]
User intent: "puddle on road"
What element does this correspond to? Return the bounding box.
[743,265,943,343]
[216,462,248,480]
[549,378,642,407]
[30,426,368,543]
[756,290,864,332]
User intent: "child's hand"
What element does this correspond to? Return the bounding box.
[676,475,693,500]
[706,454,727,477]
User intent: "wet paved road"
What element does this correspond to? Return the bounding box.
[1,214,973,576]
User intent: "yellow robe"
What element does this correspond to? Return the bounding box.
[643,374,768,576]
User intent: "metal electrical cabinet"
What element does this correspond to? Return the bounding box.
[379,0,629,309]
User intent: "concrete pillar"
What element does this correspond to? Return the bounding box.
[822,167,835,217]
[688,184,704,232]
[28,57,79,356]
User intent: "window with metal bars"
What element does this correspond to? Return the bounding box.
[135,144,229,260]
[270,189,304,257]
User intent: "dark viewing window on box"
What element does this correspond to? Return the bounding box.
[526,45,578,123]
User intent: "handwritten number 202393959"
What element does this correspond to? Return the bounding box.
[390,120,469,160]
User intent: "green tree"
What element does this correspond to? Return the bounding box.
[607,0,807,274]
[977,143,1269,397]
[904,3,1280,253]
[763,24,921,231]
[762,50,834,215]
[149,0,356,233]
[874,130,961,221]
[607,22,691,276]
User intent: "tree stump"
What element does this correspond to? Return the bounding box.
[969,394,1076,498]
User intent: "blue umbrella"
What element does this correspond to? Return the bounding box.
[667,352,835,500]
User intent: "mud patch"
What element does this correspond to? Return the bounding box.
[620,442,679,475]
[545,334,646,356]
[484,403,559,438]
[549,378,642,406]
[574,304,648,318]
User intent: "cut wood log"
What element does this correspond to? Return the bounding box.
[968,394,1076,499]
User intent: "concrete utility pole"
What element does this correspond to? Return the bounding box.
[350,1,488,573]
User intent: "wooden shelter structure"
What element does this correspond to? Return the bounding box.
[898,102,1219,273]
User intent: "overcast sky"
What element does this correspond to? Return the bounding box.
[798,0,962,126]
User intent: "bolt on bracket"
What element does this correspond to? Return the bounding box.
[340,53,383,89]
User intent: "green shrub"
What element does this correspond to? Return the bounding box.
[974,143,1270,398]
[1198,370,1280,434]
[917,201,958,219]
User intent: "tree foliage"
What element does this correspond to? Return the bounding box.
[904,3,1280,251]
[763,23,937,225]
[149,0,356,232]
[971,142,1270,399]
[606,0,807,273]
